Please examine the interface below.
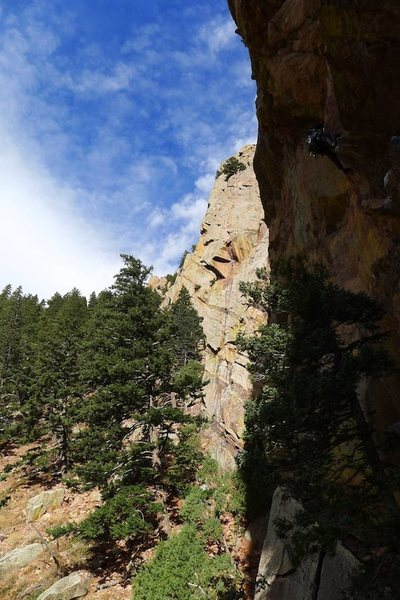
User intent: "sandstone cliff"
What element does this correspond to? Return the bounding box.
[164,145,268,470]
[228,1,400,429]
[227,1,400,597]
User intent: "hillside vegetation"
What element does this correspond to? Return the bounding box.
[0,254,245,599]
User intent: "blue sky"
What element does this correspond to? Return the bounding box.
[0,0,256,298]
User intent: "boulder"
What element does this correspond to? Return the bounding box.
[317,543,359,600]
[255,488,360,600]
[26,489,65,522]
[36,572,90,600]
[255,487,320,600]
[0,543,44,575]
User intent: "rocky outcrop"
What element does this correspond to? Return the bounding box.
[36,572,90,600]
[254,488,320,600]
[164,145,268,469]
[317,544,359,600]
[255,489,359,600]
[0,543,44,575]
[26,489,65,522]
[228,1,400,432]
[227,1,400,597]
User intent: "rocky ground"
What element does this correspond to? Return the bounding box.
[0,441,262,600]
[0,444,131,600]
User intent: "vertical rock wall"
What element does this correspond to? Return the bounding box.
[164,145,268,470]
[228,0,400,461]
[226,1,400,597]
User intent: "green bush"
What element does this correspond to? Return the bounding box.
[0,494,10,509]
[162,424,203,494]
[202,517,223,543]
[47,522,77,539]
[78,485,161,542]
[217,157,246,181]
[172,360,204,399]
[0,463,14,482]
[180,486,210,525]
[166,273,177,286]
[133,455,244,599]
[132,525,237,600]
[198,457,245,518]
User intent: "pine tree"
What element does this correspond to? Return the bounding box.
[0,256,207,557]
[73,256,206,550]
[28,289,88,472]
[239,258,400,575]
[0,286,43,447]
[75,256,172,486]
[166,286,204,368]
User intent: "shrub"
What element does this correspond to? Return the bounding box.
[0,495,10,509]
[47,523,77,539]
[217,157,246,181]
[162,424,203,494]
[180,486,210,525]
[132,525,237,600]
[78,485,161,543]
[172,360,204,400]
[166,273,177,286]
[132,453,244,599]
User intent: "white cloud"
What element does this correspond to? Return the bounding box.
[171,195,208,231]
[121,24,161,54]
[147,208,167,228]
[57,62,136,96]
[195,173,216,194]
[0,129,120,299]
[142,191,208,274]
[199,18,236,54]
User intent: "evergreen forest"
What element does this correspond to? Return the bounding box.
[0,254,243,599]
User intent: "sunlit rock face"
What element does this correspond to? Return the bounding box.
[164,145,268,470]
[229,0,400,433]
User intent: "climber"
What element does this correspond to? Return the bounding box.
[305,125,347,172]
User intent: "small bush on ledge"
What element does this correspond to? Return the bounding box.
[217,157,246,181]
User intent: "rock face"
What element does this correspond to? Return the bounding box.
[228,0,400,433]
[255,488,320,600]
[255,489,358,600]
[26,489,65,522]
[317,543,359,600]
[0,543,44,575]
[164,145,268,469]
[227,1,400,597]
[36,572,90,600]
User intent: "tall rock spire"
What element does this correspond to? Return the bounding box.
[164,144,269,469]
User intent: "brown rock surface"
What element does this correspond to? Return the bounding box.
[164,145,268,469]
[227,1,400,598]
[229,0,400,456]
